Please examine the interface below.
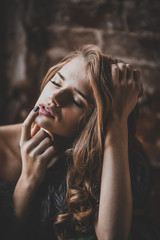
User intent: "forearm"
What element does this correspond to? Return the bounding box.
[96,119,132,240]
[13,176,38,221]
[13,109,55,221]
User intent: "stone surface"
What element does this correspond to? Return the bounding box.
[102,33,160,64]
[45,26,101,50]
[126,0,160,32]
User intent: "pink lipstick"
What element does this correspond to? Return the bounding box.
[39,105,55,118]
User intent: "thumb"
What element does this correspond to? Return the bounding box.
[31,123,40,137]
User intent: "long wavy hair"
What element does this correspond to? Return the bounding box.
[37,45,145,240]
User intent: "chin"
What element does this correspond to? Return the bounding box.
[35,115,78,139]
[35,115,63,139]
[35,115,53,133]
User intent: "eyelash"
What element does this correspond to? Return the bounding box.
[72,99,83,108]
[50,80,84,108]
[50,80,61,87]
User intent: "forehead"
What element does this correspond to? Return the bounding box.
[59,56,92,96]
[60,57,87,84]
[59,56,93,101]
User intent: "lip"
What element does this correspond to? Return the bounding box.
[39,104,55,119]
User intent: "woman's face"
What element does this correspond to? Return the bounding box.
[35,57,93,139]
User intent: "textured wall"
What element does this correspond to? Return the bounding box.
[0,0,160,167]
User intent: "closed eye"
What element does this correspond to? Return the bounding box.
[72,98,84,108]
[50,80,61,87]
[50,79,84,108]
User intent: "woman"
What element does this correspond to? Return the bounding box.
[0,44,146,240]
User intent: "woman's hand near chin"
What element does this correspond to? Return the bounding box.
[13,107,55,221]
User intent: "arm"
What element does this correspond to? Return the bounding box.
[13,108,55,221]
[96,119,131,240]
[0,124,22,182]
[95,63,142,240]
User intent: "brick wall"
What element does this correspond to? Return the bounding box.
[0,0,160,167]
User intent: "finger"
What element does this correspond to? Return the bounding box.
[40,145,55,165]
[20,106,39,144]
[47,156,58,168]
[126,64,133,82]
[139,83,143,97]
[41,127,54,141]
[24,130,51,153]
[133,69,143,97]
[133,69,140,82]
[117,63,127,83]
[111,64,119,85]
[31,123,40,137]
[30,136,53,156]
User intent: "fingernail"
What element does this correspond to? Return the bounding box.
[33,106,39,112]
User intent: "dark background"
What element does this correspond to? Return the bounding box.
[0,0,160,223]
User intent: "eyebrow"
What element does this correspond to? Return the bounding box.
[57,71,65,81]
[57,71,89,102]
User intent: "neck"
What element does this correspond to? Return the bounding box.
[53,134,74,153]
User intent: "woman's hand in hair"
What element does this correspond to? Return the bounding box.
[13,107,55,220]
[110,63,142,122]
[96,63,140,239]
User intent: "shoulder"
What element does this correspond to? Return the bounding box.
[0,123,22,139]
[0,124,22,182]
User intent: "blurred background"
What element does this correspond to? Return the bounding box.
[0,0,160,226]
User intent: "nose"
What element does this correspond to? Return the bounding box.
[49,88,72,107]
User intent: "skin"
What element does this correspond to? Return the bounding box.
[0,57,142,239]
[34,57,92,138]
[0,124,22,182]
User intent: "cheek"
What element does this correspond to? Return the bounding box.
[62,109,83,127]
[35,115,54,131]
[61,109,87,137]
